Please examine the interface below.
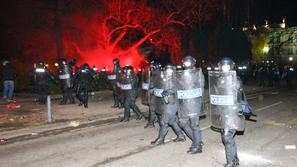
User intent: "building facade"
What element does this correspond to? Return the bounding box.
[267,27,297,63]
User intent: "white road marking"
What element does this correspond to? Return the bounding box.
[285,145,296,150]
[255,101,283,112]
[238,152,273,164]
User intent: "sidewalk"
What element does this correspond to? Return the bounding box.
[0,84,274,142]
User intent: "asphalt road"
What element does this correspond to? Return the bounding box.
[0,88,296,167]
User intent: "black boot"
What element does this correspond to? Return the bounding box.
[120,117,129,122]
[224,161,239,167]
[225,156,239,167]
[132,104,144,120]
[84,103,88,108]
[151,124,168,145]
[136,114,143,120]
[144,123,155,128]
[112,104,119,108]
[151,138,165,145]
[171,123,186,142]
[59,101,66,105]
[187,143,202,154]
[118,103,123,109]
[173,134,186,142]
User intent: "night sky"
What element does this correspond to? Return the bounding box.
[230,0,297,26]
[0,0,296,63]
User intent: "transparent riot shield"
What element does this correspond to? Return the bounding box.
[152,70,178,115]
[208,70,244,131]
[176,69,204,118]
[141,68,150,105]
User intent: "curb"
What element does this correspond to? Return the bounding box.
[0,86,276,145]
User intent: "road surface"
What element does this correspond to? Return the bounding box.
[0,89,296,167]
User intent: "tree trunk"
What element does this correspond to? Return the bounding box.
[55,0,64,60]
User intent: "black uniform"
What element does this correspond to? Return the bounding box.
[107,59,123,108]
[34,62,54,104]
[151,65,185,145]
[176,56,204,154]
[120,66,144,122]
[209,57,245,167]
[59,59,75,104]
[73,64,96,108]
[144,62,162,128]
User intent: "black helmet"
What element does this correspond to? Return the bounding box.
[81,63,90,70]
[150,61,162,70]
[61,58,67,65]
[69,58,77,66]
[38,61,45,66]
[218,57,235,72]
[123,65,134,75]
[113,58,120,65]
[182,56,196,69]
[2,60,10,66]
[164,64,175,76]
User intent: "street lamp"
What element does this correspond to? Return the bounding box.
[280,18,286,28]
[264,20,269,28]
[263,46,269,54]
[289,57,293,61]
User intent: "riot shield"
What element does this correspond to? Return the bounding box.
[59,65,72,88]
[116,70,124,99]
[106,72,117,92]
[208,70,244,131]
[141,68,151,105]
[176,69,204,118]
[152,70,178,115]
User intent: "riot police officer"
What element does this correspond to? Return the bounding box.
[59,58,75,104]
[73,64,96,108]
[208,57,244,167]
[120,66,144,122]
[107,58,123,108]
[143,61,162,128]
[176,56,204,154]
[34,61,55,104]
[151,64,186,145]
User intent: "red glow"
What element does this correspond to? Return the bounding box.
[10,0,220,70]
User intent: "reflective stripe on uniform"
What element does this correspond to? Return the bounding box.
[210,95,234,105]
[142,83,149,90]
[35,68,45,73]
[177,88,202,99]
[153,88,164,97]
[121,84,132,90]
[59,74,70,79]
[107,74,116,80]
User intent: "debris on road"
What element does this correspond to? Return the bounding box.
[285,145,296,150]
[31,132,39,136]
[69,121,80,127]
[5,103,21,109]
[0,138,8,143]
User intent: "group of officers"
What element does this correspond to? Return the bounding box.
[34,58,96,108]
[34,55,255,167]
[108,56,255,167]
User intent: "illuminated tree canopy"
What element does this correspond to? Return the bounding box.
[2,0,222,70]
[250,32,269,64]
